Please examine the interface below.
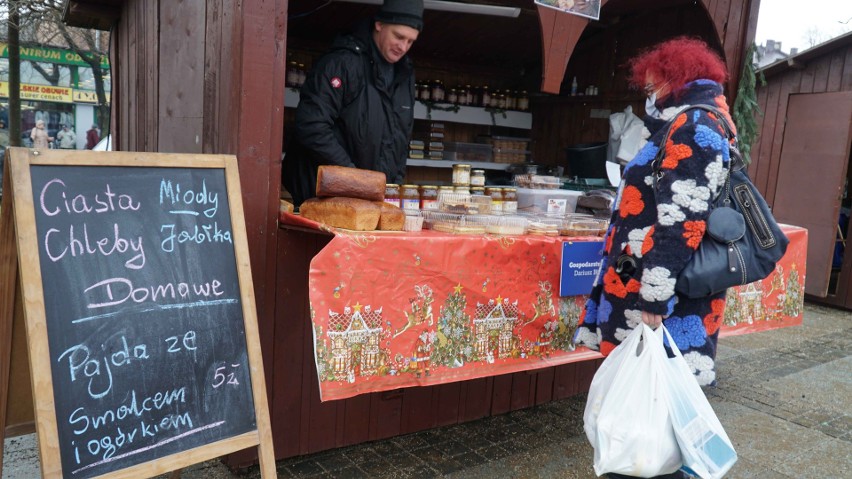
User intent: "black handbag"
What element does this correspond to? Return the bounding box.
[652,105,789,298]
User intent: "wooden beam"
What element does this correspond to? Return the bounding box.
[537,5,590,94]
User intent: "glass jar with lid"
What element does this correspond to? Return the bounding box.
[438,185,455,203]
[384,183,401,208]
[481,86,491,108]
[448,88,458,105]
[401,184,421,211]
[518,91,530,111]
[432,80,445,102]
[454,186,471,197]
[421,83,432,102]
[470,169,486,187]
[297,63,307,86]
[485,187,504,214]
[452,163,471,186]
[470,187,486,196]
[286,61,300,87]
[420,185,439,210]
[502,187,518,214]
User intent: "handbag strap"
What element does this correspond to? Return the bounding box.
[650,104,743,207]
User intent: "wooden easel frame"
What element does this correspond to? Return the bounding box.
[0,148,275,478]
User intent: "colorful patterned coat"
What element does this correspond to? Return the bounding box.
[574,80,734,386]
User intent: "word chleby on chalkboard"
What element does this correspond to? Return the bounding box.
[0,148,275,479]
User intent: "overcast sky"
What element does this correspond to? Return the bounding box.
[755,0,852,52]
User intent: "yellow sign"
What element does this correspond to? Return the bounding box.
[72,90,110,104]
[0,82,88,104]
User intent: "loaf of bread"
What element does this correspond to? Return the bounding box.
[316,165,386,202]
[375,201,405,231]
[300,197,381,231]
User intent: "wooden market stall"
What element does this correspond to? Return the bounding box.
[749,31,852,308]
[55,0,766,467]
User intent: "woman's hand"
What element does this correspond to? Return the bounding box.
[641,311,663,329]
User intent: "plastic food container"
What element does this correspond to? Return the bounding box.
[438,193,493,215]
[484,215,528,235]
[403,210,425,232]
[515,187,583,215]
[560,218,609,237]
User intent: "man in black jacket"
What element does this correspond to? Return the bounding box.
[283,0,423,206]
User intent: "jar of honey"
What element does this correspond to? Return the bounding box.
[485,187,503,214]
[420,185,439,210]
[502,187,518,214]
[470,169,486,187]
[471,187,486,196]
[384,183,401,208]
[401,184,421,211]
[452,164,472,186]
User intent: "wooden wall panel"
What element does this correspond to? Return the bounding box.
[157,1,207,153]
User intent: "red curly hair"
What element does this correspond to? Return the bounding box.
[628,36,728,96]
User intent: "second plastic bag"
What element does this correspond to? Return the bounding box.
[585,324,682,477]
[659,326,738,479]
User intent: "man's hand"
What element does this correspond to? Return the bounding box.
[641,311,663,329]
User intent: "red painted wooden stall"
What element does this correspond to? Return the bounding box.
[57,0,765,466]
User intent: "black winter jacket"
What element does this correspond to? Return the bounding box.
[283,19,416,206]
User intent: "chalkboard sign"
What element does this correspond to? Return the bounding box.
[1,148,274,478]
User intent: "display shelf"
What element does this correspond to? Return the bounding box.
[284,89,532,130]
[406,159,513,171]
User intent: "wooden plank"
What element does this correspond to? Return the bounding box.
[158,0,205,153]
[369,390,403,441]
[433,382,462,427]
[763,73,801,204]
[459,378,491,421]
[811,55,832,93]
[490,374,513,415]
[271,231,307,458]
[0,157,15,477]
[534,368,555,405]
[203,0,223,154]
[400,386,436,434]
[755,80,782,199]
[552,363,578,400]
[575,359,601,393]
[509,372,536,411]
[842,46,852,91]
[827,50,846,92]
[342,394,372,446]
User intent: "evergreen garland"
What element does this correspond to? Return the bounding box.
[731,43,766,165]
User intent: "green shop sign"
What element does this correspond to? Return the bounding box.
[0,42,109,69]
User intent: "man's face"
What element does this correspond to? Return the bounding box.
[373,22,419,64]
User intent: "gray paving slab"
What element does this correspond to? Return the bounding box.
[3,302,851,479]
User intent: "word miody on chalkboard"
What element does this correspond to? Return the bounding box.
[0,149,274,479]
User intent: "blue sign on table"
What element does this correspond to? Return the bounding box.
[560,241,605,297]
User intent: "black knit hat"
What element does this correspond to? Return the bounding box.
[375,0,424,32]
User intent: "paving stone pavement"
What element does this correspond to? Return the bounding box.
[4,302,850,478]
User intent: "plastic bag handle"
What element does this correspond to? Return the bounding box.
[658,324,684,360]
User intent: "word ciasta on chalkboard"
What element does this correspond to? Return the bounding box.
[29,166,255,478]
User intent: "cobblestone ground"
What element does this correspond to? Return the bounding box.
[4,303,850,479]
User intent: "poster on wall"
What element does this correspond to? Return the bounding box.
[535,0,601,21]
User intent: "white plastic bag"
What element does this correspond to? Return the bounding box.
[585,325,682,477]
[659,326,738,479]
[608,106,646,165]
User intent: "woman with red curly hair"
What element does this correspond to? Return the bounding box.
[574,36,734,479]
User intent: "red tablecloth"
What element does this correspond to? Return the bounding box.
[281,213,807,401]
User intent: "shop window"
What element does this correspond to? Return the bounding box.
[19,101,75,148]
[21,61,71,87]
[77,65,111,92]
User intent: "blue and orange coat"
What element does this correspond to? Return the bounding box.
[573,80,734,386]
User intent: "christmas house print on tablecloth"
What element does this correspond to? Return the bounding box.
[474,297,519,360]
[328,304,384,380]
